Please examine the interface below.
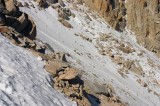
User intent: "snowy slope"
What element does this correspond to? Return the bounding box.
[0,34,76,106]
[9,0,160,106]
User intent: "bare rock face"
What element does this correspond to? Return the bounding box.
[5,0,17,16]
[85,0,126,31]
[85,0,160,56]
[6,12,37,40]
[126,0,160,56]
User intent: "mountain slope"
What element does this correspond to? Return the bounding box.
[0,34,76,106]
[0,0,160,106]
[19,0,160,106]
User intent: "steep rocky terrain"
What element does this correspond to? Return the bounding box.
[85,0,160,56]
[126,0,160,56]
[0,0,160,106]
[85,0,126,31]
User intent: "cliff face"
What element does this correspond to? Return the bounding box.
[85,0,126,31]
[85,0,160,55]
[126,0,160,55]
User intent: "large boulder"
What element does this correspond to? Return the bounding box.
[45,60,69,75]
[6,12,37,40]
[58,68,78,80]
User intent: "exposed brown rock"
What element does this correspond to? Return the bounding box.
[0,26,10,33]
[6,11,37,40]
[45,60,69,75]
[85,0,160,56]
[5,0,17,16]
[122,60,144,75]
[99,94,126,106]
[85,0,126,31]
[58,68,78,80]
[126,0,160,56]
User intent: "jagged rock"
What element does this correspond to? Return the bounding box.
[72,84,80,90]
[126,0,160,55]
[35,42,45,53]
[6,11,37,40]
[63,88,75,97]
[36,45,46,53]
[77,98,91,106]
[45,60,69,75]
[58,68,78,80]
[55,52,67,62]
[85,0,126,31]
[22,38,36,48]
[99,94,125,106]
[5,0,17,16]
[27,16,37,40]
[123,60,144,75]
[58,8,70,20]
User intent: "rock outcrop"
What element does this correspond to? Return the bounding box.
[85,0,160,56]
[126,0,160,56]
[5,0,17,16]
[85,0,126,31]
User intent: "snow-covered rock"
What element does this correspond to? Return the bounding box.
[0,34,76,106]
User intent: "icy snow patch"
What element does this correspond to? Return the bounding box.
[0,34,76,106]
